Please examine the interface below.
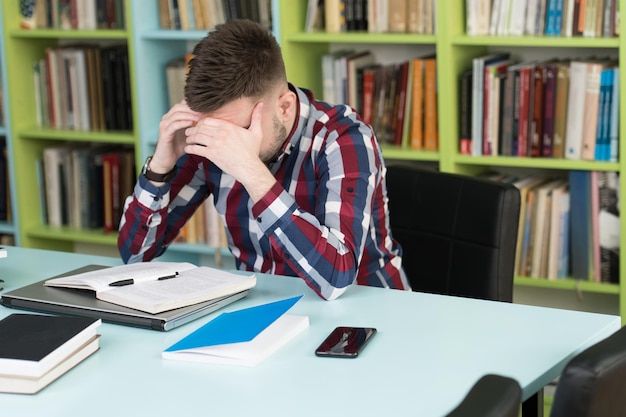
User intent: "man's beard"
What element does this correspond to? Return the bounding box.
[261,116,288,163]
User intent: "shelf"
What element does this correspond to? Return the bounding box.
[8,29,128,40]
[18,127,135,144]
[454,155,621,171]
[287,32,437,44]
[452,35,621,48]
[27,225,118,246]
[381,146,439,161]
[515,277,620,295]
[0,221,15,235]
[140,29,210,40]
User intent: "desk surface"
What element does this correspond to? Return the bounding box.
[0,246,621,417]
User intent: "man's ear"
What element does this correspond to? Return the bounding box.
[278,90,297,122]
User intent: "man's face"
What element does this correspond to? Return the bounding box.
[205,94,288,163]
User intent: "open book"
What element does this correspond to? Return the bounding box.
[44,262,256,314]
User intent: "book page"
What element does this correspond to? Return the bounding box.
[44,262,197,292]
[98,268,256,314]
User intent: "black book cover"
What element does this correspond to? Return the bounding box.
[0,314,98,363]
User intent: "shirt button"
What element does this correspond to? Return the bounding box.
[257,217,262,223]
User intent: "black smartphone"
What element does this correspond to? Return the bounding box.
[315,326,377,358]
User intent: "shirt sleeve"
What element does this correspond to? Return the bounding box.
[251,121,381,301]
[118,156,208,263]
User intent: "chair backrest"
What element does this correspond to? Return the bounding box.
[550,325,626,417]
[386,163,521,302]
[445,374,522,417]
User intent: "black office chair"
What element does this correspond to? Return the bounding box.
[385,163,521,302]
[445,374,522,417]
[549,325,626,417]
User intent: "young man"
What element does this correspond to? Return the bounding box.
[118,19,409,300]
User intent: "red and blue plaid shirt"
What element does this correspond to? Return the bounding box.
[118,85,409,300]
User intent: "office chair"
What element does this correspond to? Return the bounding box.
[549,325,626,417]
[385,163,521,302]
[445,374,522,417]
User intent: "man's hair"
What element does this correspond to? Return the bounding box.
[185,19,287,113]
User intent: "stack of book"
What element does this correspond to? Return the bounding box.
[0,314,101,394]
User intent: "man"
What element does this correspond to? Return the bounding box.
[118,19,409,300]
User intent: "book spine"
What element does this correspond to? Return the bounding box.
[542,64,557,157]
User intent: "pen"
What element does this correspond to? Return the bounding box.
[109,272,180,287]
[158,272,180,281]
[109,279,134,287]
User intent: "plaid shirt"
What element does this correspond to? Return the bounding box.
[118,85,409,300]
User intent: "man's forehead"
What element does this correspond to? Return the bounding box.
[202,97,257,126]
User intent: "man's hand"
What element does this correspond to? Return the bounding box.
[184,102,276,201]
[151,100,202,174]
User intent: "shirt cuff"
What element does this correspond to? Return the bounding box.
[251,181,292,232]
[136,174,171,210]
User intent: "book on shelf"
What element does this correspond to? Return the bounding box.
[580,61,606,160]
[595,65,618,161]
[547,181,571,280]
[44,262,257,314]
[530,179,567,278]
[471,53,510,156]
[483,59,513,155]
[541,62,558,157]
[569,170,594,280]
[597,171,620,283]
[324,0,347,33]
[305,0,325,32]
[608,66,619,162]
[163,295,308,367]
[0,314,101,394]
[564,61,589,159]
[552,61,570,158]
[411,54,436,150]
[422,56,438,151]
[512,176,550,277]
[20,0,123,29]
[459,69,473,154]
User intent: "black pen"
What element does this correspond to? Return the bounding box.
[109,278,134,287]
[158,272,180,281]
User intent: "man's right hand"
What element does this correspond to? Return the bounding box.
[151,100,203,174]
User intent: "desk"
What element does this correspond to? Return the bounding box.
[0,246,620,417]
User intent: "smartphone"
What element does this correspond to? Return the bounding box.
[315,326,377,358]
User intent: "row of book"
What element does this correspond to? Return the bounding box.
[39,144,135,232]
[20,0,125,30]
[173,197,228,249]
[0,140,11,223]
[158,0,273,31]
[461,53,620,161]
[467,0,620,37]
[322,50,439,150]
[33,44,133,132]
[307,0,437,34]
[489,170,620,283]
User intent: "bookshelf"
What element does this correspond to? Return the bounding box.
[0,6,18,244]
[277,1,626,321]
[1,1,624,322]
[0,1,136,252]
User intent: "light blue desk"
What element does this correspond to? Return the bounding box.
[0,246,621,417]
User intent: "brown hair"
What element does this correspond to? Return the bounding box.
[185,19,287,113]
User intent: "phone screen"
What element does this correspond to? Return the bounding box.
[315,326,377,358]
